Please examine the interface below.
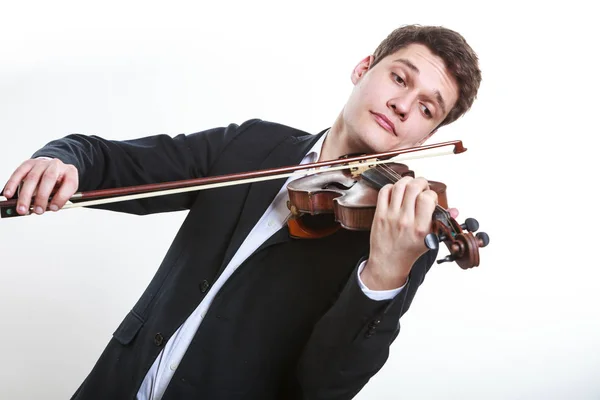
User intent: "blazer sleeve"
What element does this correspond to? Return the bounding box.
[30,119,261,215]
[291,250,437,400]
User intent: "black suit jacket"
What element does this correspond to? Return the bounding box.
[33,119,437,400]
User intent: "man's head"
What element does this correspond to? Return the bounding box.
[339,24,481,154]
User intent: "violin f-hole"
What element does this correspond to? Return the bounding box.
[321,181,356,191]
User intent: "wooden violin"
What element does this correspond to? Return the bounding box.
[286,161,489,269]
[0,140,489,268]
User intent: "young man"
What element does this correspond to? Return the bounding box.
[3,24,481,399]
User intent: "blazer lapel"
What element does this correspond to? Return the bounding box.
[219,130,326,271]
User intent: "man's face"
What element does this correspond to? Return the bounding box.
[342,43,460,153]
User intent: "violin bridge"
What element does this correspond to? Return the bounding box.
[349,158,378,178]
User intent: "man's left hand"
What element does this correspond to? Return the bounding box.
[361,176,440,290]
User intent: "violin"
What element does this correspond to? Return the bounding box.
[0,140,489,268]
[286,161,489,269]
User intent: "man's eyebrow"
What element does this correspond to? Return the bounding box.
[393,58,447,115]
[393,58,419,73]
[434,90,446,115]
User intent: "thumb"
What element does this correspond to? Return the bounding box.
[448,207,459,219]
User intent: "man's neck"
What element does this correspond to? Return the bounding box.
[318,112,357,162]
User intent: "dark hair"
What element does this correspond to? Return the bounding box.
[371,24,482,127]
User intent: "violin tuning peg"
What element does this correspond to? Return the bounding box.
[436,255,455,264]
[460,218,479,232]
[424,233,439,250]
[476,232,490,247]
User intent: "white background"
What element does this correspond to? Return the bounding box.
[0,0,597,399]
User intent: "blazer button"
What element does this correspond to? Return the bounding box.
[199,280,210,293]
[154,333,165,346]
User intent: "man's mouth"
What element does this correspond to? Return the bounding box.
[371,112,396,136]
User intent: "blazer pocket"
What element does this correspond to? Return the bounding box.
[112,310,145,346]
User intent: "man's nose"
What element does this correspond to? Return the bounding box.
[388,94,416,121]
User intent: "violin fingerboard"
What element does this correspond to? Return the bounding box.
[361,167,415,189]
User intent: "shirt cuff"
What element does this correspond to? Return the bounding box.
[357,259,407,301]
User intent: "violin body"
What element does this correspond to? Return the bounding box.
[287,163,447,230]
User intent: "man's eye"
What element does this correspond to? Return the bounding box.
[420,104,432,118]
[392,73,406,86]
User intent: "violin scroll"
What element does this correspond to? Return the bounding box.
[424,211,490,269]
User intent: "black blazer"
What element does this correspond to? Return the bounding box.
[33,119,437,400]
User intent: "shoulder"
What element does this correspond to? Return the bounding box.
[235,118,314,140]
[220,118,316,153]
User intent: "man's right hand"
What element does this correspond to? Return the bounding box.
[2,158,79,215]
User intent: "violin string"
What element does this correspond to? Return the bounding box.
[377,164,401,179]
[377,161,409,182]
[378,167,400,185]
[375,167,397,184]
[376,163,399,175]
[375,164,402,184]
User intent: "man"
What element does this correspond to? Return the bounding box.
[3,24,481,399]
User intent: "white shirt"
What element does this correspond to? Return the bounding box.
[136,131,406,399]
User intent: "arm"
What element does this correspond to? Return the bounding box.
[291,176,439,399]
[356,260,405,301]
[3,120,261,216]
[289,251,435,400]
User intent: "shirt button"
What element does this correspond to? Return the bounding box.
[170,364,177,371]
[199,280,210,293]
[154,333,165,346]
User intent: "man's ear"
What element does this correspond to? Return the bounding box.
[351,55,374,85]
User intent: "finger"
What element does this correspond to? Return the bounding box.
[415,190,438,237]
[448,207,459,219]
[33,161,62,213]
[389,176,411,213]
[16,162,48,215]
[49,166,78,210]
[373,184,393,225]
[399,177,429,221]
[3,161,35,199]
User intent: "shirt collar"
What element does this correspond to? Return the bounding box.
[301,128,329,165]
